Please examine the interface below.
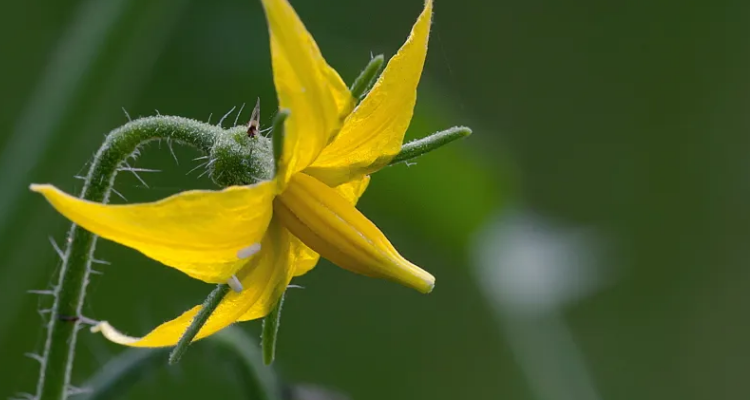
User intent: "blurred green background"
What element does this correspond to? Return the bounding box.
[2,0,750,399]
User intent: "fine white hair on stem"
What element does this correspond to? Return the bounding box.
[120,161,149,188]
[233,103,246,127]
[166,139,179,165]
[186,161,209,176]
[49,236,65,261]
[218,106,236,127]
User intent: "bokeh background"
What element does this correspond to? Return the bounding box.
[2,0,749,399]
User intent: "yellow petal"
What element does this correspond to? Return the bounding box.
[261,0,354,189]
[289,235,320,277]
[291,175,371,277]
[275,173,434,293]
[92,218,294,347]
[305,0,433,187]
[335,175,371,204]
[30,182,275,283]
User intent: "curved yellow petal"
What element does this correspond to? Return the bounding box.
[291,174,370,277]
[276,173,434,293]
[261,0,354,189]
[30,181,275,283]
[289,235,320,277]
[305,0,433,187]
[92,218,294,347]
[335,175,371,204]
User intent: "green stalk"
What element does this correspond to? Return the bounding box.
[261,293,285,365]
[349,54,384,100]
[389,126,473,165]
[168,283,231,364]
[36,116,220,400]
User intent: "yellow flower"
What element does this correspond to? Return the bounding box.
[30,0,434,347]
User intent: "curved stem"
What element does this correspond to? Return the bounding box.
[36,116,221,400]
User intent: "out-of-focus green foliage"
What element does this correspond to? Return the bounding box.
[2,0,750,399]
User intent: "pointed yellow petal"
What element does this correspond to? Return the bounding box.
[30,182,275,283]
[261,0,354,189]
[305,0,433,187]
[291,175,370,277]
[92,218,294,347]
[275,173,434,293]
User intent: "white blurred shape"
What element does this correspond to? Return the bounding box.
[473,208,610,400]
[476,210,604,315]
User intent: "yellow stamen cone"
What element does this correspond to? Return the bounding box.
[275,173,434,293]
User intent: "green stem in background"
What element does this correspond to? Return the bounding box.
[79,348,170,400]
[389,126,473,165]
[212,326,281,400]
[349,54,385,100]
[168,283,231,364]
[80,326,280,400]
[261,293,285,365]
[36,116,221,400]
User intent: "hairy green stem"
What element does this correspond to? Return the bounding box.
[389,126,473,165]
[36,116,221,400]
[261,293,285,365]
[349,54,384,100]
[168,283,231,364]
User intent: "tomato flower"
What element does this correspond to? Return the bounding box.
[31,0,434,346]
